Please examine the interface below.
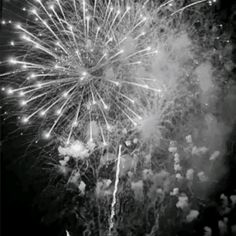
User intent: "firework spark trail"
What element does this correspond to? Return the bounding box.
[108,144,122,236]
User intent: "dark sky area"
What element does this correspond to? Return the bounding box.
[0,0,235,236]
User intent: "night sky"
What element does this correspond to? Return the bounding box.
[0,0,235,236]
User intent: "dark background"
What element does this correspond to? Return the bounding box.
[0,0,235,235]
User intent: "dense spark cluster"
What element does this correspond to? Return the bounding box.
[1,0,216,146]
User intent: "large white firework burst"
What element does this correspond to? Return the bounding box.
[1,0,216,147]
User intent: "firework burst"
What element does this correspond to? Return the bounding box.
[1,0,216,147]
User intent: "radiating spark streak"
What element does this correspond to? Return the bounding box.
[82,0,86,37]
[22,35,58,58]
[0,70,24,77]
[107,50,124,61]
[93,86,108,110]
[115,98,142,120]
[12,78,76,94]
[107,46,151,65]
[99,122,106,145]
[141,50,158,56]
[33,78,77,88]
[108,145,122,236]
[18,87,40,96]
[113,94,142,121]
[92,85,110,130]
[32,10,61,42]
[48,112,63,135]
[48,86,76,135]
[113,7,130,31]
[94,27,101,45]
[134,31,146,40]
[125,61,142,66]
[106,10,120,36]
[29,73,56,78]
[121,80,161,92]
[116,91,135,104]
[55,0,67,21]
[117,36,127,46]
[25,102,48,120]
[105,37,113,45]
[103,0,112,25]
[9,59,48,70]
[24,92,47,104]
[17,25,47,46]
[119,107,138,126]
[41,96,64,115]
[93,0,98,20]
[135,77,156,82]
[69,26,79,51]
[86,16,90,38]
[12,85,41,93]
[74,50,82,62]
[115,102,137,126]
[106,78,160,93]
[90,84,96,104]
[95,53,107,66]
[105,79,120,86]
[103,6,114,30]
[123,47,151,60]
[50,6,68,33]
[36,0,63,36]
[73,0,79,22]
[66,88,84,144]
[97,102,110,131]
[89,111,93,141]
[171,0,208,16]
[143,0,151,6]
[157,0,175,12]
[128,17,147,34]
[55,42,68,55]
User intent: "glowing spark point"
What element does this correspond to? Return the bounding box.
[39,111,46,117]
[20,100,27,106]
[7,88,14,95]
[8,58,17,64]
[43,132,51,139]
[72,121,78,127]
[31,9,37,14]
[19,91,25,97]
[22,117,29,123]
[56,109,62,115]
[36,83,42,88]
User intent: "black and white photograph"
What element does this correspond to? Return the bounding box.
[0,0,235,235]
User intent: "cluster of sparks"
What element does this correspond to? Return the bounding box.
[1,0,216,146]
